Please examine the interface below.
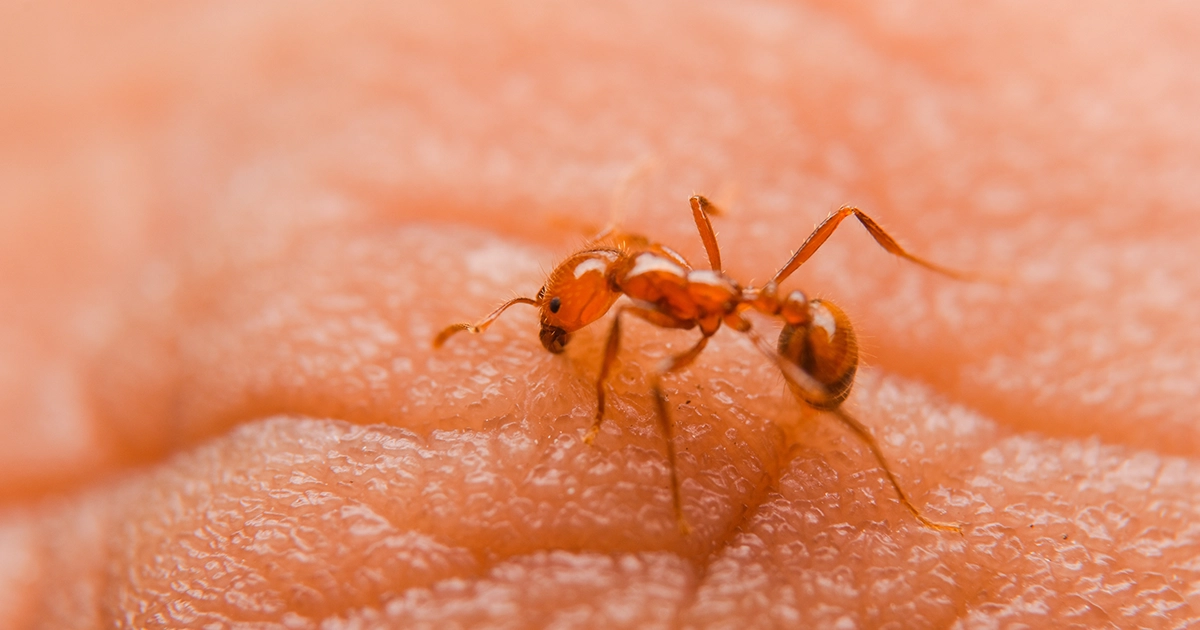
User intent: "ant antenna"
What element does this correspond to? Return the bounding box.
[433,297,538,348]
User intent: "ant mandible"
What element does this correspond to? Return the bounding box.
[434,195,970,535]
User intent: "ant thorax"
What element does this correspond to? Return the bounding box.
[610,252,742,333]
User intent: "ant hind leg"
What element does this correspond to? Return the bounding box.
[770,206,976,286]
[739,315,962,534]
[828,408,963,534]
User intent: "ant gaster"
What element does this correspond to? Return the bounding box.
[434,196,970,535]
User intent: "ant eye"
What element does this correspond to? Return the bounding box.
[549,296,562,313]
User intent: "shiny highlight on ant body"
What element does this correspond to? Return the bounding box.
[435,195,969,535]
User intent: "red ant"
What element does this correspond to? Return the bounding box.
[434,196,970,535]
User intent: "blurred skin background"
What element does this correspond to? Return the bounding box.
[2,1,1200,627]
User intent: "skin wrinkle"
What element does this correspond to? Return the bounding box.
[691,408,785,571]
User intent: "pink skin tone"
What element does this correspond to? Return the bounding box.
[1,2,1198,627]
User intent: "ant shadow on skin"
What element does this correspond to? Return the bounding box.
[434,193,976,536]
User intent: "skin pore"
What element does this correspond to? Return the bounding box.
[2,2,1199,627]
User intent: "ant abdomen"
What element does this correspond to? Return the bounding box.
[778,299,859,410]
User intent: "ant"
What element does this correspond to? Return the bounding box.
[434,195,971,535]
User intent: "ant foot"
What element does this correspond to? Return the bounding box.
[917,515,964,535]
[583,423,601,445]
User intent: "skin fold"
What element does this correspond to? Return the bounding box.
[1,1,1198,628]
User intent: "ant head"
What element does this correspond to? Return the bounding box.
[539,323,572,354]
[535,286,574,353]
[534,249,622,353]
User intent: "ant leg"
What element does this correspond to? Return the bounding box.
[828,408,962,534]
[586,305,692,445]
[739,315,962,534]
[595,156,659,241]
[688,195,724,272]
[739,318,834,405]
[432,297,538,348]
[648,334,711,535]
[770,206,974,286]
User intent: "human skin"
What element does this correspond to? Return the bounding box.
[2,1,1199,628]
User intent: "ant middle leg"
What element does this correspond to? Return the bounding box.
[688,195,724,272]
[586,304,695,444]
[770,206,973,286]
[647,334,712,535]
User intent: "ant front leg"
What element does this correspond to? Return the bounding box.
[586,305,706,535]
[586,304,695,444]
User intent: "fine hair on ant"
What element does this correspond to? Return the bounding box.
[434,194,971,535]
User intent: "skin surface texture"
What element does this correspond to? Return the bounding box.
[1,2,1199,628]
